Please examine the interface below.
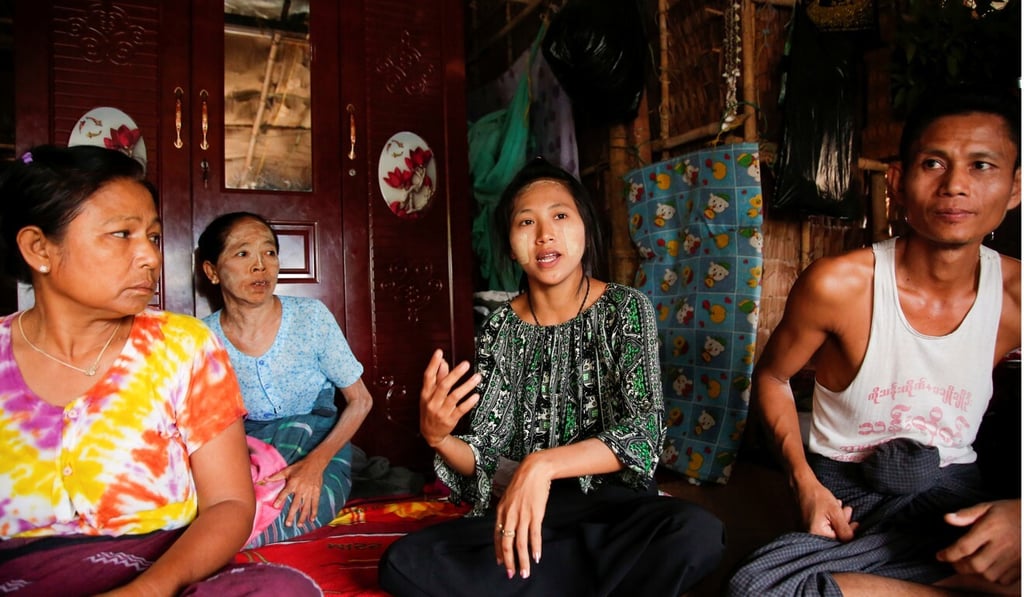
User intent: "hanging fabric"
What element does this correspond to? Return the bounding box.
[625,143,765,484]
[466,38,578,178]
[468,23,549,292]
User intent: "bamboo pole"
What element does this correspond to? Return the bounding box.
[579,162,606,179]
[741,0,757,142]
[658,0,670,162]
[800,220,812,270]
[241,31,282,188]
[633,88,653,165]
[869,171,891,242]
[608,92,652,286]
[607,122,635,285]
[467,0,544,63]
[651,114,749,153]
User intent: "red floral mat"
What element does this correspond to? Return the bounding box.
[233,496,470,596]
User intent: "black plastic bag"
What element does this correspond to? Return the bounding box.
[542,0,647,126]
[772,4,863,219]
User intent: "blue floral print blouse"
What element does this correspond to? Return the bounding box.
[204,296,363,421]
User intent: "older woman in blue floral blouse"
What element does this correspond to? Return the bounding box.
[198,212,373,547]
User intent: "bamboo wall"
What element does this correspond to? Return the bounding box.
[465,0,911,360]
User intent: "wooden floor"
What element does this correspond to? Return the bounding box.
[656,456,801,597]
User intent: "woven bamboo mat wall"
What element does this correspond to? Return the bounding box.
[464,0,910,350]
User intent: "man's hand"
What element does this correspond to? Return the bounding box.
[937,499,1021,587]
[796,479,858,542]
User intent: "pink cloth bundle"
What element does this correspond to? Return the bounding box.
[246,436,288,547]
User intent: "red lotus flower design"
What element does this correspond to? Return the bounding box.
[384,167,414,190]
[104,125,142,155]
[383,144,435,216]
[405,147,433,170]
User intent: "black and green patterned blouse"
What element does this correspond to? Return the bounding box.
[437,283,665,515]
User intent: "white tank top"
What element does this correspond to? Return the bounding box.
[809,237,1002,466]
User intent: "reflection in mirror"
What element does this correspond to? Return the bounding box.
[224,1,312,191]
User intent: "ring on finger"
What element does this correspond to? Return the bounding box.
[501,529,515,537]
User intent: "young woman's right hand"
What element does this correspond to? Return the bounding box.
[493,454,553,581]
[419,349,480,447]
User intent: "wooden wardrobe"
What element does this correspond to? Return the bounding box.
[14,0,475,472]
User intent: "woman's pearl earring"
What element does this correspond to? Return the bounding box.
[39,265,49,274]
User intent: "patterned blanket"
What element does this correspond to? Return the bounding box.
[233,494,470,595]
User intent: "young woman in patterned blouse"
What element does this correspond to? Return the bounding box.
[380,157,725,596]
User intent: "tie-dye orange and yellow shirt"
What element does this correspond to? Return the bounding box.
[0,309,246,539]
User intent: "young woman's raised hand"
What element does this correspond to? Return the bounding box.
[419,349,480,448]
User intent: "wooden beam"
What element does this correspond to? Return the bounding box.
[650,114,749,153]
[858,157,888,172]
[467,0,545,62]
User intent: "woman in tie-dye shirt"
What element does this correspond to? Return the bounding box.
[0,145,318,596]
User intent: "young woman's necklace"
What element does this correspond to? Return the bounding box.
[527,276,590,326]
[17,311,122,376]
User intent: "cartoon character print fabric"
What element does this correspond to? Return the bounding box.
[625,143,764,484]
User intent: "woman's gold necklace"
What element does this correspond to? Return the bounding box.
[17,311,122,376]
[527,275,590,326]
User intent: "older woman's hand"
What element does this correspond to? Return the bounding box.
[265,454,330,528]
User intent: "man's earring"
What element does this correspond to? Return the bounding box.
[39,265,49,274]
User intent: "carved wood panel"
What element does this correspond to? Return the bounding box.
[188,1,346,322]
[273,222,318,281]
[18,2,189,310]
[347,0,474,471]
[16,0,473,474]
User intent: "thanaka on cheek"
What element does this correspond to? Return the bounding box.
[511,231,532,265]
[564,237,582,262]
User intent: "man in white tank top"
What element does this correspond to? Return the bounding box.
[729,90,1021,597]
